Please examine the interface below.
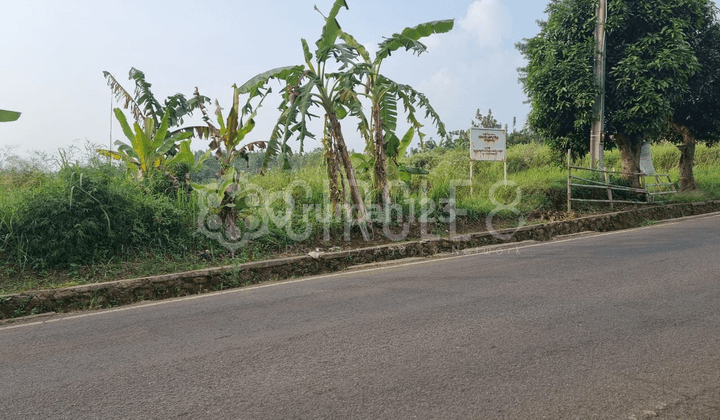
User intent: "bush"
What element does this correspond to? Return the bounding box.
[0,163,196,269]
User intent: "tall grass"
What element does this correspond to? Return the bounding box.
[0,161,204,270]
[1,141,719,293]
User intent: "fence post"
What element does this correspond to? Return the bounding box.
[567,149,572,213]
[604,169,613,210]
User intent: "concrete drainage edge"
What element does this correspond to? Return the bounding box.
[1,201,719,319]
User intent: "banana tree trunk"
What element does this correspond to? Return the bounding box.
[220,182,241,255]
[372,104,390,207]
[615,133,642,189]
[673,123,696,192]
[322,134,344,217]
[328,112,368,223]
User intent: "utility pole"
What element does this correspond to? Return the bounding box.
[590,0,607,169]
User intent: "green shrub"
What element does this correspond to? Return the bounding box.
[0,163,196,269]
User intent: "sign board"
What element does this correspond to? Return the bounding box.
[470,128,507,161]
[639,141,655,174]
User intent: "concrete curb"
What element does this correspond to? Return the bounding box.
[2,201,719,319]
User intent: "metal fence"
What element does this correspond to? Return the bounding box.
[566,150,676,212]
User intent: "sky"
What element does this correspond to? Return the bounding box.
[0,0,559,159]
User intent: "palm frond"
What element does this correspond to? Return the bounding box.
[382,76,447,139]
[163,93,196,128]
[315,0,349,61]
[237,140,268,167]
[379,90,398,133]
[237,65,305,95]
[103,71,145,125]
[193,87,217,128]
[170,125,220,140]
[338,30,371,63]
[129,67,163,125]
[375,19,454,62]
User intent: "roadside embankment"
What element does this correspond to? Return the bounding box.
[2,200,719,320]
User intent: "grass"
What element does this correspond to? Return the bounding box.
[1,141,719,295]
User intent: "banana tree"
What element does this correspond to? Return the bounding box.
[192,66,302,243]
[339,20,453,206]
[0,110,21,122]
[351,125,429,184]
[97,109,193,180]
[267,0,370,225]
[103,68,211,145]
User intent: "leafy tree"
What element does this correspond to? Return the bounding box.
[518,0,712,187]
[663,4,720,191]
[473,108,502,129]
[507,126,541,146]
[100,68,212,184]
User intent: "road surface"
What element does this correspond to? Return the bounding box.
[1,214,719,419]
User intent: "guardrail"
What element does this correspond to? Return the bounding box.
[566,149,676,212]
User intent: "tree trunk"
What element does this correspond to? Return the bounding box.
[372,104,390,207]
[673,123,696,192]
[678,143,696,192]
[328,112,368,224]
[614,133,642,189]
[322,133,343,217]
[220,180,241,258]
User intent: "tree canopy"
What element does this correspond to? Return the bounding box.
[518,0,720,187]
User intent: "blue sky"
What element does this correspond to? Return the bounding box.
[0,0,614,157]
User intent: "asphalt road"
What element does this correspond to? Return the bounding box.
[2,214,720,419]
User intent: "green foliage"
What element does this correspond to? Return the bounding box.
[667,3,720,145]
[472,108,502,129]
[518,0,714,160]
[3,142,720,292]
[0,163,196,269]
[507,127,541,146]
[97,109,193,178]
[103,68,209,132]
[0,110,21,122]
[375,20,455,61]
[517,0,599,160]
[340,19,453,150]
[605,0,704,137]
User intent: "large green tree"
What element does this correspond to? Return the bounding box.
[519,0,715,187]
[664,4,720,191]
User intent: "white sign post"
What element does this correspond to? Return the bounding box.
[469,128,508,192]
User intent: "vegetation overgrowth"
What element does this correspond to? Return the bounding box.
[1,141,719,295]
[3,0,720,298]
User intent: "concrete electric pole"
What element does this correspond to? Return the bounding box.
[590,0,607,169]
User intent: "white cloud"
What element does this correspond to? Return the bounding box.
[428,68,457,89]
[422,34,442,51]
[459,0,512,49]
